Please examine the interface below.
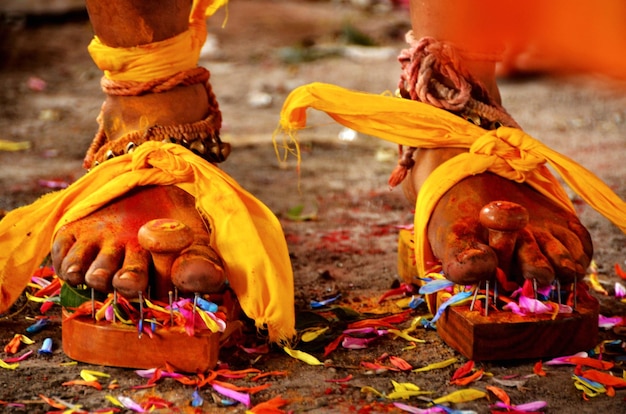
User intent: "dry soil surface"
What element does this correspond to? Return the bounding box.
[1,1,626,413]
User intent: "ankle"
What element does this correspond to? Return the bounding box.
[463,60,501,104]
[100,83,209,140]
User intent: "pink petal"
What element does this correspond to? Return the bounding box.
[503,301,525,316]
[518,296,552,314]
[516,400,548,411]
[211,383,251,407]
[342,336,377,349]
[544,352,588,365]
[598,314,623,329]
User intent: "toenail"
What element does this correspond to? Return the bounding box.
[118,271,136,281]
[89,268,109,278]
[117,270,139,281]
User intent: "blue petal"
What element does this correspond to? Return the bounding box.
[418,279,455,295]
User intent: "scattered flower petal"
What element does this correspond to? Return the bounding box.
[387,328,426,343]
[3,350,34,363]
[62,380,103,390]
[25,318,49,333]
[546,355,613,370]
[117,395,146,412]
[81,369,111,382]
[581,369,626,388]
[310,294,341,309]
[486,385,510,406]
[393,402,446,413]
[432,388,487,404]
[325,374,353,383]
[451,360,474,381]
[0,359,19,370]
[413,358,458,372]
[191,389,203,407]
[418,279,455,295]
[283,347,323,366]
[451,369,484,386]
[212,382,251,407]
[389,356,413,371]
[301,327,329,342]
[38,338,53,355]
[533,361,546,376]
[248,396,289,413]
[430,291,472,324]
[599,315,624,329]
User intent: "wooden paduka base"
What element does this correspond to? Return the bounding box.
[397,229,599,361]
[62,312,220,372]
[436,303,598,361]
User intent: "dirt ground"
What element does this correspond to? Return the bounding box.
[1,1,626,413]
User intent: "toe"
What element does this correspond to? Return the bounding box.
[547,223,592,283]
[84,245,123,292]
[55,234,99,286]
[443,243,498,285]
[51,230,74,280]
[515,228,555,286]
[172,244,226,294]
[112,242,150,298]
[431,220,498,285]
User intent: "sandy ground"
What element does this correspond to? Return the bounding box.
[1,1,626,413]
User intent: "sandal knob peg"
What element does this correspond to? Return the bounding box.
[479,201,529,278]
[138,218,194,300]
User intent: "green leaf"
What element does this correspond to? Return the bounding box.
[60,284,105,309]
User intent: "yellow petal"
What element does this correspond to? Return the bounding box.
[0,140,31,151]
[387,390,433,400]
[80,369,110,382]
[283,347,323,366]
[387,328,426,343]
[0,359,19,370]
[360,386,385,398]
[391,380,421,392]
[432,388,487,404]
[413,357,459,372]
[25,292,47,303]
[105,395,124,407]
[20,335,35,345]
[301,327,329,342]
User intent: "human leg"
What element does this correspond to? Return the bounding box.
[51,0,227,299]
[400,0,592,289]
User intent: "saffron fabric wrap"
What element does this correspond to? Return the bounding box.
[277,82,626,277]
[88,0,228,82]
[0,143,295,342]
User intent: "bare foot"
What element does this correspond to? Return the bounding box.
[403,148,593,289]
[51,84,226,300]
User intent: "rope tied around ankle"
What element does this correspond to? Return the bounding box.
[83,67,230,170]
[388,34,519,188]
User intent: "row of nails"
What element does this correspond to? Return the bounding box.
[89,287,201,339]
[469,278,578,315]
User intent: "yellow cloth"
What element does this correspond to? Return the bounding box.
[278,82,626,276]
[87,0,228,82]
[0,143,295,343]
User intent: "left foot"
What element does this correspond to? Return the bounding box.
[52,84,227,300]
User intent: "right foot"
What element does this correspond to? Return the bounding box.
[397,37,593,291]
[403,159,592,288]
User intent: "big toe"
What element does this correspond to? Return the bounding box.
[442,242,498,285]
[171,244,226,294]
